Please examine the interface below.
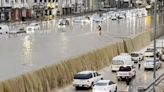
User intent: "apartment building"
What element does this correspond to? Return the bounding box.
[31,0,59,20]
[0,0,12,21]
[11,0,32,21]
[0,0,32,22]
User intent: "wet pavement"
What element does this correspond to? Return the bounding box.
[0,11,164,82]
[53,42,164,92]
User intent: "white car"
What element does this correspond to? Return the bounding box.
[26,23,40,34]
[73,71,103,89]
[144,47,161,58]
[130,52,144,63]
[0,24,10,34]
[117,66,136,81]
[9,27,26,34]
[144,58,162,70]
[93,80,117,92]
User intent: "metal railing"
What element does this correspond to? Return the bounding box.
[138,73,164,92]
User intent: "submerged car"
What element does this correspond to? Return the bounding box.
[9,27,26,34]
[58,18,70,28]
[26,23,40,34]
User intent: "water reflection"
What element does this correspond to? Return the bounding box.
[60,33,68,58]
[22,35,33,71]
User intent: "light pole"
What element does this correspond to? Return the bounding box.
[153,0,157,91]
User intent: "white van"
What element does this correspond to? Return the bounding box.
[0,24,10,34]
[111,53,134,72]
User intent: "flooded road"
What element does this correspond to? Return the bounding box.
[0,12,164,82]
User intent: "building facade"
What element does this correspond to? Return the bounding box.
[0,0,12,21]
[30,0,59,20]
[0,0,32,22]
[11,0,31,21]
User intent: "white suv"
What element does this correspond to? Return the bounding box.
[73,71,103,89]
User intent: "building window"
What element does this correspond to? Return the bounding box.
[21,0,24,3]
[40,0,42,2]
[56,0,58,2]
[44,0,47,3]
[5,0,9,3]
[49,0,51,2]
[34,0,37,3]
[15,0,18,3]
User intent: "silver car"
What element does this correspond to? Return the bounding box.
[144,58,162,70]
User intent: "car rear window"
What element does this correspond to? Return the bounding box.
[119,66,131,71]
[131,53,139,57]
[95,82,107,86]
[74,73,92,79]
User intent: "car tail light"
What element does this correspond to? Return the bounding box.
[87,80,90,82]
[129,72,131,75]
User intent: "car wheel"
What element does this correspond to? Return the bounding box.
[117,78,121,81]
[75,86,79,90]
[91,82,94,89]
[114,86,117,92]
[134,74,136,78]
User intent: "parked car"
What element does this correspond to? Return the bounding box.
[144,58,162,70]
[0,24,10,34]
[130,52,144,63]
[26,23,40,34]
[116,66,136,81]
[9,27,26,34]
[93,80,117,92]
[111,53,134,72]
[73,71,103,89]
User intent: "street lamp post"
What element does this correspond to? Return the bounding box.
[153,0,157,91]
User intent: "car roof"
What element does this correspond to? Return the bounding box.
[0,24,8,27]
[113,54,130,60]
[146,58,159,61]
[77,70,95,74]
[97,80,111,83]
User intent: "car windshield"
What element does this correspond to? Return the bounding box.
[146,48,156,52]
[74,73,92,79]
[95,82,108,86]
[30,23,38,26]
[112,60,124,65]
[131,53,139,57]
